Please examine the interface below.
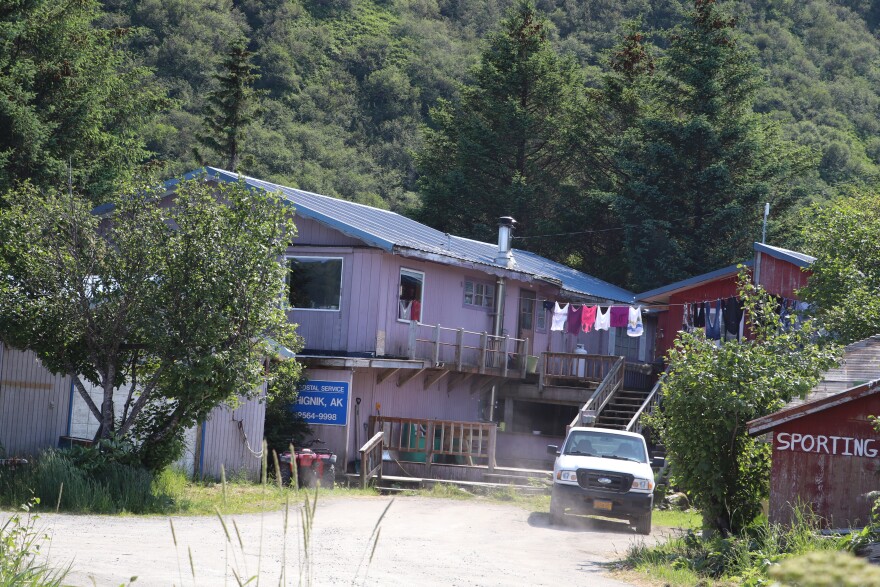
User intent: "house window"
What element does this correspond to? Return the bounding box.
[398,268,424,322]
[614,327,640,361]
[535,299,547,331]
[287,256,343,311]
[464,281,494,309]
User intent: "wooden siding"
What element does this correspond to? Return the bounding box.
[768,393,880,528]
[757,253,811,299]
[200,387,267,480]
[0,346,71,457]
[293,216,364,247]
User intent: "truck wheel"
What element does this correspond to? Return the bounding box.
[549,495,564,526]
[635,511,652,535]
[321,464,336,490]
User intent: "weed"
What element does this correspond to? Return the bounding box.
[0,499,68,587]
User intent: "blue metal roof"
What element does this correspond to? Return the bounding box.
[201,168,635,303]
[754,242,816,269]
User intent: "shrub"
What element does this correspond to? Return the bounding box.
[0,499,67,586]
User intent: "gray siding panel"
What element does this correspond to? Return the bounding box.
[0,346,71,457]
[200,387,267,480]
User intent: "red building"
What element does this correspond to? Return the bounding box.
[748,336,880,528]
[637,242,815,361]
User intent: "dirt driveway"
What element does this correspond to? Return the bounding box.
[17,495,664,586]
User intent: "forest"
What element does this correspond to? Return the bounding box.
[4,0,880,290]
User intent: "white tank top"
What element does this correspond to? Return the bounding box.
[594,306,611,331]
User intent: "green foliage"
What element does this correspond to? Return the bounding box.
[646,272,839,534]
[264,357,311,457]
[609,0,815,291]
[624,509,847,585]
[799,190,880,344]
[0,0,166,199]
[769,550,880,587]
[0,451,171,514]
[196,38,263,171]
[0,499,67,587]
[0,176,302,470]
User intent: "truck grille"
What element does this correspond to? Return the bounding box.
[576,469,634,493]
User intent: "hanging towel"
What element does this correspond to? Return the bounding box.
[581,306,597,333]
[627,306,644,337]
[694,302,706,328]
[594,306,611,331]
[551,302,568,331]
[567,305,584,335]
[705,300,722,340]
[610,306,629,328]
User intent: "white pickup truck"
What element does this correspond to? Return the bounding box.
[547,427,654,534]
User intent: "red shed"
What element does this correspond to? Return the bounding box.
[748,336,880,528]
[638,242,814,361]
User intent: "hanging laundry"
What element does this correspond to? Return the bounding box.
[627,306,644,337]
[723,297,744,339]
[398,300,412,321]
[705,300,722,340]
[551,302,568,331]
[581,306,597,333]
[542,300,555,312]
[695,304,705,328]
[567,305,584,335]
[610,306,629,328]
[594,306,611,331]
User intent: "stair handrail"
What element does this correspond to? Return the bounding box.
[567,355,625,430]
[359,431,385,489]
[626,367,668,434]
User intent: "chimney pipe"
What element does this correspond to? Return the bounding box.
[495,216,517,268]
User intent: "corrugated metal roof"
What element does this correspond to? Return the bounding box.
[754,242,816,269]
[200,168,635,303]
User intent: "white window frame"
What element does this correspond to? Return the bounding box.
[398,268,425,323]
[463,280,495,309]
[286,255,344,312]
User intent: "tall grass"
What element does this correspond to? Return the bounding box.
[622,508,848,586]
[0,500,68,587]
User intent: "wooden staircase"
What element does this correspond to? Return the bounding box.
[593,388,652,430]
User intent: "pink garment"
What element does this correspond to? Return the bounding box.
[567,305,584,335]
[609,306,629,328]
[581,306,597,332]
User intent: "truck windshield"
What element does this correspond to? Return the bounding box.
[563,431,647,463]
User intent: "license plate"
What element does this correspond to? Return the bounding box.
[593,499,613,511]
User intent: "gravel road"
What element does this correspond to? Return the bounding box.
[12,496,663,586]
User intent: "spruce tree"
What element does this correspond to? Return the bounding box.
[416,2,594,263]
[612,0,813,292]
[197,40,262,172]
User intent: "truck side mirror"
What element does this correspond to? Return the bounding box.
[546,444,559,455]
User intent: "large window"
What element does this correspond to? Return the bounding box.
[288,256,343,311]
[398,268,424,322]
[464,280,494,309]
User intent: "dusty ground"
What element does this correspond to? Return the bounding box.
[10,496,667,586]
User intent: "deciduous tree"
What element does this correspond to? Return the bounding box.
[0,175,301,470]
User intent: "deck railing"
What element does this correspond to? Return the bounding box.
[369,415,497,476]
[407,321,530,377]
[358,431,385,489]
[567,355,626,430]
[540,352,619,389]
[626,369,666,434]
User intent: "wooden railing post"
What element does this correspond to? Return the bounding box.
[520,337,529,378]
[425,421,435,478]
[407,319,417,360]
[433,323,441,366]
[455,328,464,371]
[487,425,497,473]
[501,334,509,377]
[478,332,488,374]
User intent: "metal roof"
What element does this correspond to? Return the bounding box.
[199,168,635,303]
[636,261,752,303]
[754,242,816,269]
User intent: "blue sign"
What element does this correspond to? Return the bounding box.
[293,380,349,426]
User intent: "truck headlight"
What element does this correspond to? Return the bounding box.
[556,470,578,482]
[631,477,654,491]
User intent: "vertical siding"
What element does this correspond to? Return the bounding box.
[769,395,880,528]
[200,386,267,480]
[757,255,811,299]
[0,346,71,457]
[294,216,364,246]
[345,250,384,353]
